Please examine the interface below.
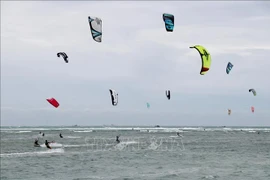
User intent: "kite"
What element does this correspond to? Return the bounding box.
[88,16,102,42]
[163,13,174,32]
[226,62,233,74]
[57,52,68,63]
[190,45,212,75]
[109,89,118,106]
[46,98,59,108]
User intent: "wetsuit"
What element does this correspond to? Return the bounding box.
[45,140,51,149]
[34,139,40,147]
[116,136,120,143]
[60,133,63,138]
[42,133,45,137]
[177,133,180,136]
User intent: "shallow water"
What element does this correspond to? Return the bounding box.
[1,126,270,180]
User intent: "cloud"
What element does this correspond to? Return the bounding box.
[1,1,270,126]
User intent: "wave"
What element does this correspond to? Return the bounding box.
[0,148,64,158]
[1,127,270,133]
[63,144,88,148]
[113,141,139,150]
[1,131,32,134]
[15,131,32,133]
[66,136,81,139]
[169,135,184,138]
[39,143,63,148]
[118,141,138,145]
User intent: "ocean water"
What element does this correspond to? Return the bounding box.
[1,126,270,180]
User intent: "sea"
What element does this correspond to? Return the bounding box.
[1,126,270,180]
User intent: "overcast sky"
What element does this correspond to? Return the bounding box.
[1,1,270,126]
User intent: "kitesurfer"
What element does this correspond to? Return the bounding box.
[59,133,63,138]
[45,140,51,149]
[177,132,180,137]
[116,136,120,143]
[34,138,40,147]
[42,133,45,137]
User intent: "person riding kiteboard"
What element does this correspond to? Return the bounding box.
[45,140,52,149]
[116,135,120,143]
[34,138,40,147]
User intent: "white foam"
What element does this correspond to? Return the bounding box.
[113,141,138,150]
[139,129,148,132]
[0,148,64,158]
[1,127,270,133]
[73,130,93,133]
[40,143,63,148]
[170,135,183,138]
[15,131,32,133]
[63,144,88,148]
[66,136,81,139]
[119,141,137,145]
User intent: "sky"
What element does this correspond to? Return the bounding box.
[1,1,270,126]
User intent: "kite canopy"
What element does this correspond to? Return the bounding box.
[190,45,212,75]
[165,90,170,100]
[57,52,68,63]
[88,16,102,42]
[109,89,118,106]
[146,102,150,109]
[249,89,256,96]
[46,98,59,108]
[162,13,174,32]
[251,106,255,113]
[226,62,233,74]
[228,109,231,115]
